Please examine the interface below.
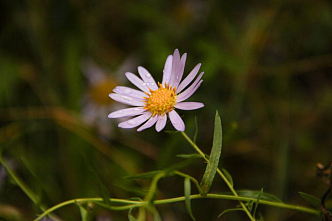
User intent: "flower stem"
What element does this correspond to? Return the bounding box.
[34,193,319,221]
[180,131,255,220]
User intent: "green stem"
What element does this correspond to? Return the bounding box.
[34,193,319,221]
[0,156,61,221]
[138,172,166,221]
[180,131,255,220]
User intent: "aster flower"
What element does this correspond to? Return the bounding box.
[108,49,204,132]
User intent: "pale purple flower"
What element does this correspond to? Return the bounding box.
[108,49,204,132]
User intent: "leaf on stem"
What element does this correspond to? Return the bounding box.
[200,111,222,196]
[151,207,162,221]
[125,158,198,180]
[124,170,163,179]
[176,154,202,159]
[298,192,321,208]
[218,208,244,218]
[128,208,138,221]
[252,188,263,218]
[221,168,233,187]
[76,203,93,221]
[234,190,283,203]
[184,177,196,220]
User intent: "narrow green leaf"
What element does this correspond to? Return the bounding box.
[165,130,180,134]
[176,154,202,159]
[246,200,254,212]
[298,192,321,208]
[166,158,197,171]
[77,203,93,221]
[128,208,138,221]
[234,190,283,203]
[221,168,233,187]
[124,171,162,179]
[125,158,198,180]
[253,188,263,218]
[193,117,198,144]
[218,208,244,217]
[184,177,196,220]
[151,207,161,221]
[200,111,222,196]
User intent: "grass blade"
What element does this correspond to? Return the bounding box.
[184,177,196,220]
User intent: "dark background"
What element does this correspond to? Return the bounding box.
[1,0,332,220]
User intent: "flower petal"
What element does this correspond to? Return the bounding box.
[125,72,149,92]
[138,66,158,90]
[108,107,146,118]
[177,72,204,102]
[155,114,167,132]
[177,63,201,93]
[174,53,187,88]
[113,86,146,99]
[118,112,152,129]
[177,80,203,102]
[137,115,159,131]
[109,93,145,106]
[169,49,181,87]
[162,55,173,85]
[175,102,204,110]
[168,110,185,131]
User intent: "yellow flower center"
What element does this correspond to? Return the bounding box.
[89,78,116,106]
[144,83,177,116]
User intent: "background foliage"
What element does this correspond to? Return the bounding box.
[1,0,332,220]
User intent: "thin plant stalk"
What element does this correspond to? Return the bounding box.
[34,193,319,221]
[180,131,255,220]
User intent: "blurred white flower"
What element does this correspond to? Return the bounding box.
[81,56,137,136]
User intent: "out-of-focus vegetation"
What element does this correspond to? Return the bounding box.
[1,0,332,220]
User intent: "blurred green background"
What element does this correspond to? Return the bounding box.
[1,0,332,220]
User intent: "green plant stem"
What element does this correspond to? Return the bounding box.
[0,156,61,221]
[34,194,319,221]
[180,131,255,220]
[138,172,166,221]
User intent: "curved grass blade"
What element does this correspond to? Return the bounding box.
[184,177,196,220]
[200,111,222,196]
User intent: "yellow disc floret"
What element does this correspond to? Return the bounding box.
[144,83,177,116]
